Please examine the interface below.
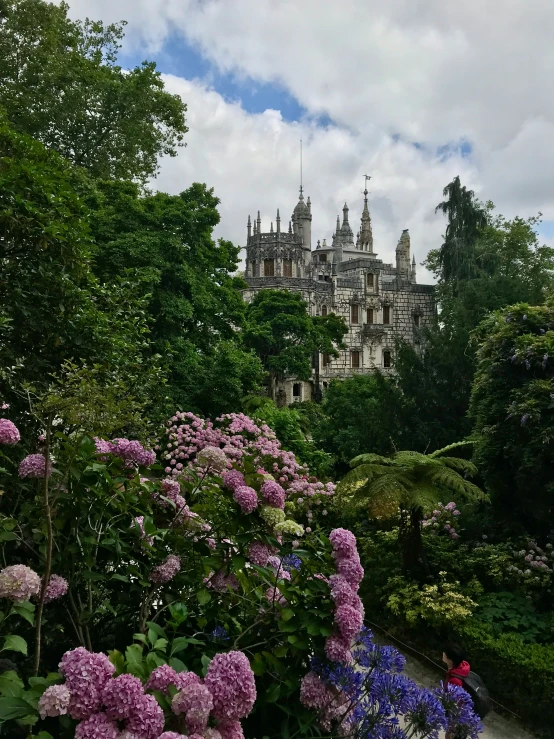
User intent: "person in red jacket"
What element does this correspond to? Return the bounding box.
[442,642,471,739]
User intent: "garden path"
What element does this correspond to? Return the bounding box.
[393,641,538,739]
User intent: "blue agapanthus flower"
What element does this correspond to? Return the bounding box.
[210,626,229,641]
[282,553,302,571]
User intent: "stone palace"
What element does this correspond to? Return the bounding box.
[242,179,435,405]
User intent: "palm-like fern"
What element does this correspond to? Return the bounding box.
[336,445,487,577]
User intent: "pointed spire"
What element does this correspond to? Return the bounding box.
[336,215,340,234]
[359,177,374,253]
[270,221,274,233]
[276,208,281,233]
[288,220,292,234]
[316,239,321,249]
[307,196,311,212]
[247,214,252,239]
[411,254,417,284]
[257,210,261,234]
[342,202,349,224]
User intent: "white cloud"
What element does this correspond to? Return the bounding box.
[58,0,554,278]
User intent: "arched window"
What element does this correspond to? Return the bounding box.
[264,259,274,277]
[383,305,391,325]
[413,314,420,327]
[351,351,360,369]
[367,272,374,289]
[321,305,328,317]
[366,308,374,324]
[383,350,392,368]
[283,259,292,277]
[351,304,359,324]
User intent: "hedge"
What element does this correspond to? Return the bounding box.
[458,622,554,736]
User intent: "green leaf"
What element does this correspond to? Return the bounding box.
[170,637,190,656]
[169,657,187,672]
[287,635,298,645]
[196,588,211,606]
[153,638,168,652]
[251,653,265,676]
[146,622,168,640]
[306,623,320,636]
[34,733,54,739]
[265,681,281,703]
[11,602,35,626]
[201,653,211,677]
[2,635,27,655]
[0,531,17,541]
[281,608,295,622]
[81,571,105,581]
[133,633,148,645]
[0,696,35,720]
[110,574,128,583]
[108,649,125,675]
[0,671,24,697]
[277,620,297,633]
[125,644,144,677]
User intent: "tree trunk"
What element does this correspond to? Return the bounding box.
[399,506,430,581]
[313,350,322,403]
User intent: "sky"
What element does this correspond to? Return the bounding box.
[60,0,554,282]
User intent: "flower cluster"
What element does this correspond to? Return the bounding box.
[0,564,41,601]
[48,648,256,738]
[94,437,156,468]
[0,418,20,445]
[508,539,554,581]
[18,453,51,478]
[162,412,335,499]
[423,502,461,540]
[150,554,181,584]
[196,446,228,473]
[44,574,69,603]
[233,485,258,514]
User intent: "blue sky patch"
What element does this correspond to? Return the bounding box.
[120,33,330,125]
[536,219,554,241]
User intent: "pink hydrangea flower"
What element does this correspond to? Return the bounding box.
[265,586,286,605]
[44,574,69,603]
[336,556,364,588]
[196,446,227,472]
[74,712,118,739]
[125,693,164,739]
[0,564,41,602]
[150,554,181,584]
[204,729,222,739]
[159,734,189,739]
[260,481,286,509]
[204,651,257,721]
[145,664,179,694]
[334,604,363,641]
[233,486,258,514]
[329,529,357,558]
[38,684,71,718]
[300,672,333,709]
[325,635,353,664]
[175,671,204,691]
[217,720,245,739]
[247,541,270,567]
[0,418,20,445]
[102,673,144,720]
[211,570,239,593]
[110,438,156,468]
[59,647,115,719]
[222,470,245,491]
[172,682,214,733]
[18,453,51,478]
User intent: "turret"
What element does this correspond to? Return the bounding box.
[358,184,374,253]
[411,254,417,284]
[276,208,281,234]
[340,203,354,246]
[247,215,252,239]
[292,187,312,250]
[257,211,261,235]
[396,229,411,280]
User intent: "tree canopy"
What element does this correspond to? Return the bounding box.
[0,0,187,183]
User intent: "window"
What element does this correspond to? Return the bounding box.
[292,383,302,399]
[383,305,391,325]
[322,353,331,368]
[264,259,275,277]
[321,305,328,317]
[251,260,257,277]
[351,304,359,324]
[383,350,391,368]
[366,308,374,324]
[320,253,327,263]
[351,351,360,369]
[413,314,420,327]
[283,259,292,277]
[367,272,374,289]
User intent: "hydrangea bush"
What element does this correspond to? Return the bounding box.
[0,411,481,737]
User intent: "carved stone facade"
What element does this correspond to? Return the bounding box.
[243,183,435,404]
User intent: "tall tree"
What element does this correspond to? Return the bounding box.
[90,180,263,413]
[470,301,554,536]
[432,175,488,285]
[0,0,187,183]
[243,290,347,404]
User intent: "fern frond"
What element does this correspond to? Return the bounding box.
[436,457,478,476]
[429,440,474,458]
[350,453,393,468]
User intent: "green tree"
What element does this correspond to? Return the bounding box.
[243,290,347,404]
[336,446,485,576]
[0,0,187,183]
[89,179,263,413]
[470,301,554,535]
[0,112,166,436]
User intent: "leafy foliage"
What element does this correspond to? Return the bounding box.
[0,0,188,183]
[470,301,554,534]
